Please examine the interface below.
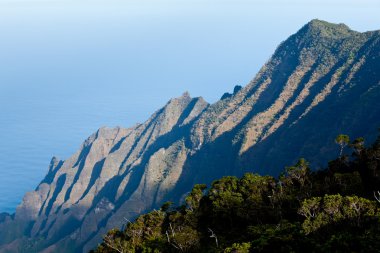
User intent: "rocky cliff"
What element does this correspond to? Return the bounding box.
[1,20,380,252]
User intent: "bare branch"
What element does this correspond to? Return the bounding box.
[208,228,218,248]
[374,191,380,203]
[104,234,125,253]
[123,217,132,224]
[169,223,175,237]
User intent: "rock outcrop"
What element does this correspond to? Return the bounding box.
[1,20,380,252]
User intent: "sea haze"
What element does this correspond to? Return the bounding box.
[0,0,378,213]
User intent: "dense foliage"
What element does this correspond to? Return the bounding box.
[92,133,380,253]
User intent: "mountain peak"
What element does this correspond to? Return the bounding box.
[308,19,345,28]
[181,91,191,99]
[301,19,355,39]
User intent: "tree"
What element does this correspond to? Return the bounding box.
[166,225,200,252]
[350,137,365,156]
[299,194,379,234]
[285,158,310,188]
[207,176,243,229]
[224,242,250,253]
[161,201,174,212]
[335,134,350,157]
[101,229,130,253]
[185,184,207,211]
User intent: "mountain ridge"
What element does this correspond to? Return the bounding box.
[1,20,380,253]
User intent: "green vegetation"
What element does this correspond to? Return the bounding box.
[92,133,380,252]
[335,134,350,157]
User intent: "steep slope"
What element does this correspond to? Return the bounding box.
[0,93,209,252]
[1,20,380,253]
[177,19,380,184]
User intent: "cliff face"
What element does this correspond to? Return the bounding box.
[1,20,380,252]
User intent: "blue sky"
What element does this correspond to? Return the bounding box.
[1,0,379,106]
[0,0,379,212]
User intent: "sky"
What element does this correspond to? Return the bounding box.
[1,0,379,104]
[0,0,379,212]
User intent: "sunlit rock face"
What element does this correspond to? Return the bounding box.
[1,20,380,253]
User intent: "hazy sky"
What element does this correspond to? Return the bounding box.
[0,0,379,212]
[1,0,379,106]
